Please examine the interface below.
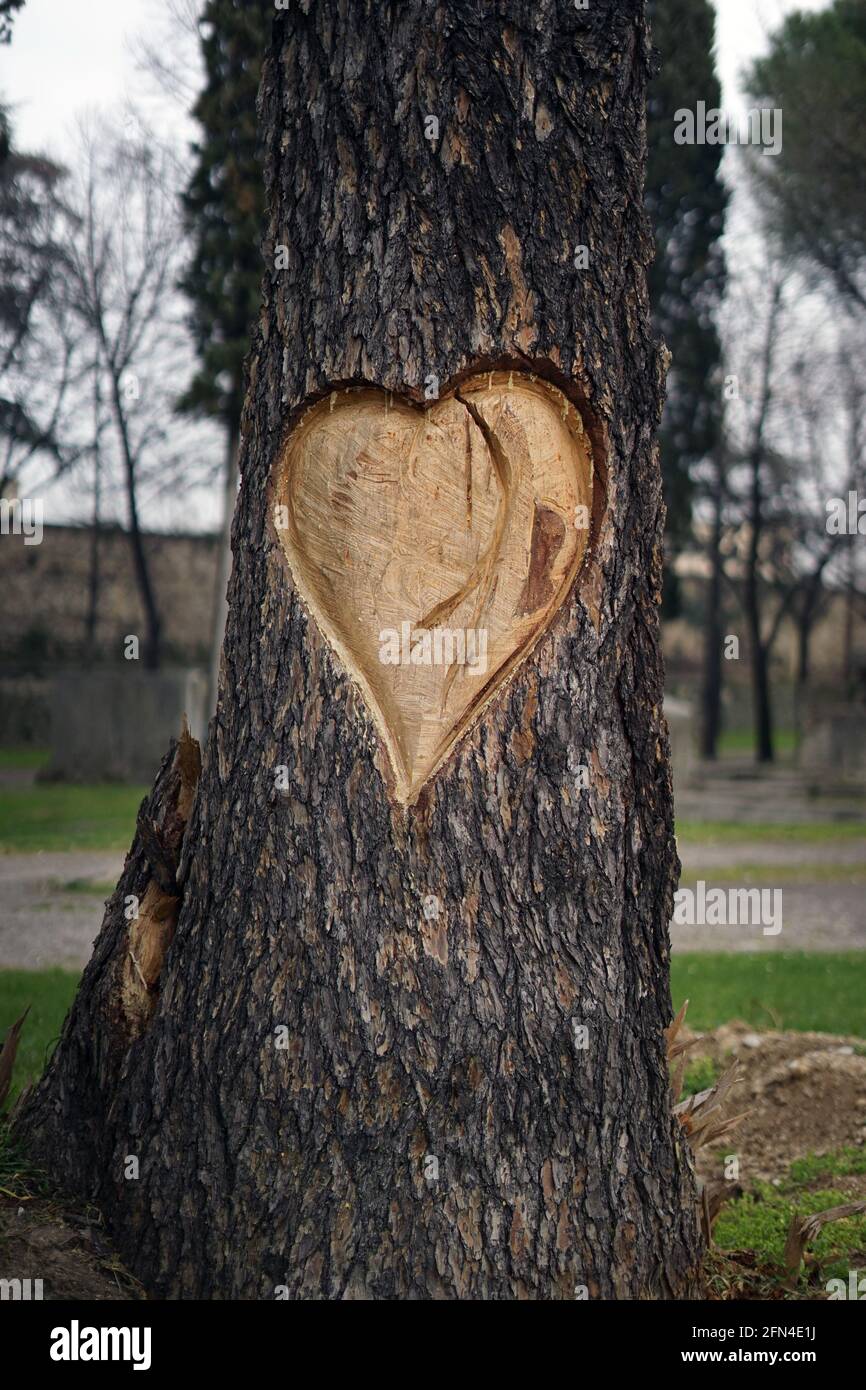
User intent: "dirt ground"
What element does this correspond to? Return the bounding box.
[684,1020,866,1185]
[0,1198,141,1300]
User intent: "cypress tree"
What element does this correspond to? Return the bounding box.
[646,0,728,607]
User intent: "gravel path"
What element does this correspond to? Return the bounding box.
[678,840,866,869]
[0,833,864,968]
[673,836,866,951]
[0,851,124,969]
[670,882,866,952]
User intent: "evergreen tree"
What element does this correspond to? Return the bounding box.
[0,107,74,483]
[746,0,866,312]
[179,0,271,432]
[179,1,272,704]
[646,0,727,600]
[0,0,24,46]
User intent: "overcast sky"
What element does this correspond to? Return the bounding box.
[0,0,832,531]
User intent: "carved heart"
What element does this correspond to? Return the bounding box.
[275,371,593,803]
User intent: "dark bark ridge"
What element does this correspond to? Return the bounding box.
[18,0,702,1299]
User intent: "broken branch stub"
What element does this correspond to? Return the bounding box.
[274,371,594,803]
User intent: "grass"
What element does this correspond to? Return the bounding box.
[672,952,866,1037]
[59,878,117,896]
[0,1120,52,1200]
[0,969,79,1105]
[707,1145,866,1298]
[787,1148,866,1187]
[715,1181,866,1279]
[0,783,145,852]
[682,1055,721,1097]
[717,729,797,758]
[0,745,50,770]
[676,820,866,845]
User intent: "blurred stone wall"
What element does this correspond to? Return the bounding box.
[0,524,219,669]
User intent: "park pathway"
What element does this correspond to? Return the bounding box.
[0,837,864,966]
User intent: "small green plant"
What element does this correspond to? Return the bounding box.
[681,1055,720,1098]
[787,1148,866,1188]
[0,970,79,1102]
[715,1184,866,1272]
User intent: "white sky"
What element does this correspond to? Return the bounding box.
[715,0,829,115]
[0,0,833,531]
[1,0,194,157]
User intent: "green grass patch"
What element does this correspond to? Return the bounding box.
[676,820,866,845]
[717,729,797,758]
[786,1148,866,1188]
[0,1120,51,1199]
[0,783,145,852]
[672,952,866,1037]
[681,1055,721,1098]
[715,1183,866,1276]
[0,969,80,1104]
[0,745,50,771]
[59,878,117,896]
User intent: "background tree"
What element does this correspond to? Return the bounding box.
[66,122,208,669]
[18,0,702,1300]
[646,0,727,611]
[784,342,865,738]
[837,347,866,695]
[0,0,24,45]
[179,0,270,702]
[745,0,866,313]
[2,100,222,662]
[0,109,86,495]
[717,258,855,763]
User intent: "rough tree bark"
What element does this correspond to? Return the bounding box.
[17,0,702,1299]
[207,421,240,713]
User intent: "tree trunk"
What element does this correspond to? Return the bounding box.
[750,630,774,764]
[109,369,162,670]
[85,432,102,663]
[793,606,810,757]
[700,448,725,759]
[843,540,856,695]
[16,0,701,1300]
[207,420,240,713]
[793,571,826,755]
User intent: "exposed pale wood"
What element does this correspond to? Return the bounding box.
[275,372,593,802]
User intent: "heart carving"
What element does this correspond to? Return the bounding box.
[275,371,593,803]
